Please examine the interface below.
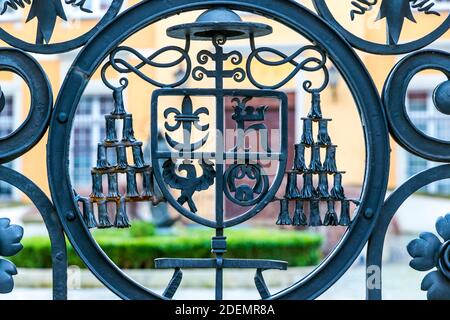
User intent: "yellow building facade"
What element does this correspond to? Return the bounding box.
[0,0,449,207]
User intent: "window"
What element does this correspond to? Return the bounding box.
[434,0,450,11]
[405,90,450,194]
[65,0,113,19]
[70,95,113,189]
[0,96,16,200]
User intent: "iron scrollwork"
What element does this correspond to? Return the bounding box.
[314,0,450,54]
[48,0,390,301]
[0,0,124,53]
[366,51,450,300]
[0,49,67,299]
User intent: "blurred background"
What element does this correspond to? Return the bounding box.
[0,0,450,299]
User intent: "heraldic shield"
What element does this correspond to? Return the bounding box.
[151,87,289,299]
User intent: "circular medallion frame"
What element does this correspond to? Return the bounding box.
[0,0,124,54]
[313,0,450,55]
[48,0,390,300]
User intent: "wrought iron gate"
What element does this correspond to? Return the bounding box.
[0,0,448,300]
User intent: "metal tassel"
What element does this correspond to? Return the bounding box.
[301,172,316,199]
[309,200,322,227]
[309,144,323,172]
[300,118,314,145]
[80,198,97,229]
[292,200,307,226]
[339,200,352,226]
[114,197,131,228]
[331,173,346,200]
[126,170,140,198]
[107,173,119,198]
[323,145,338,173]
[105,117,117,143]
[96,144,109,169]
[122,114,136,142]
[142,170,154,198]
[317,120,331,145]
[132,144,146,168]
[308,92,322,119]
[293,144,307,172]
[324,200,339,226]
[90,173,104,199]
[97,200,113,229]
[285,172,301,199]
[112,86,126,115]
[316,172,330,198]
[117,145,128,169]
[276,199,292,226]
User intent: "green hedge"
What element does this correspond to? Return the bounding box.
[10,227,323,269]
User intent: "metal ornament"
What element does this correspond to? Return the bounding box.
[0,0,124,53]
[0,0,446,301]
[48,0,390,300]
[314,0,450,54]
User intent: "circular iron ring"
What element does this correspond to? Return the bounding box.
[313,0,450,55]
[0,0,124,54]
[48,0,390,300]
[0,48,52,163]
[383,50,450,162]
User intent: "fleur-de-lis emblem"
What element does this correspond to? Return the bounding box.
[164,95,210,152]
[350,0,440,45]
[0,0,92,44]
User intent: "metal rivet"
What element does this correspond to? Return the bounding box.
[364,208,374,219]
[55,252,65,261]
[58,112,68,123]
[65,211,76,221]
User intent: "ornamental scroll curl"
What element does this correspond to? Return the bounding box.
[0,48,67,299]
[246,36,329,93]
[367,50,450,300]
[101,42,192,90]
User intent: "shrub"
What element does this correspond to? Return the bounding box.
[10,228,323,269]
